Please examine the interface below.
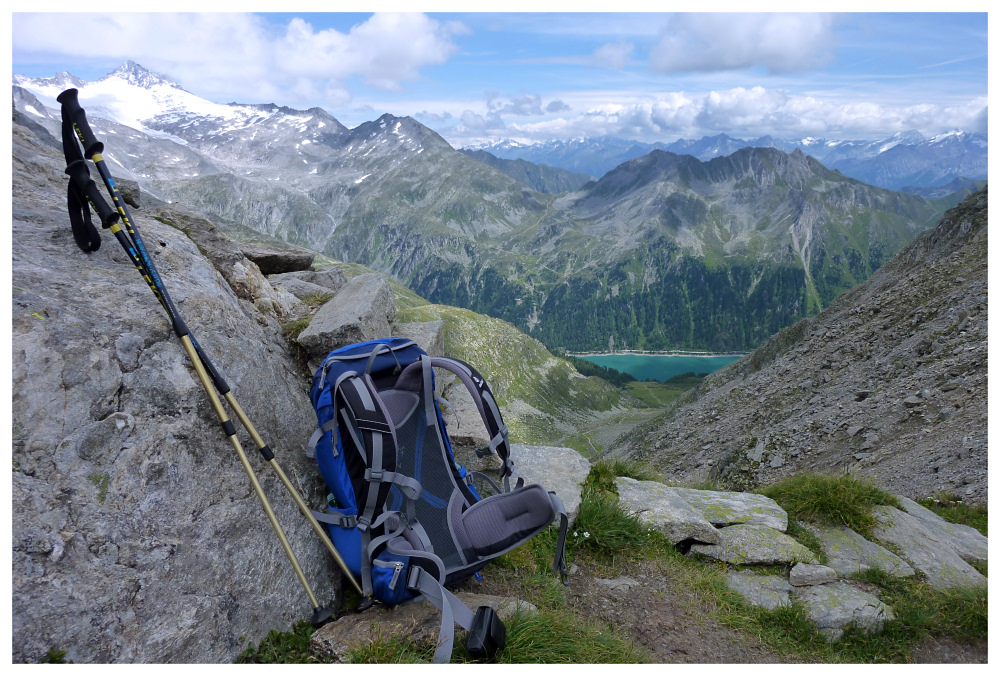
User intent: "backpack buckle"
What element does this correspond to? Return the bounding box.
[365,469,385,483]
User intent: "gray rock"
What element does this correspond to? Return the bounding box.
[13,125,336,664]
[748,438,766,462]
[595,576,641,593]
[792,582,895,641]
[393,320,445,357]
[511,444,590,521]
[804,523,914,578]
[769,453,784,468]
[240,242,314,274]
[789,563,838,586]
[615,478,721,545]
[670,487,788,531]
[872,506,986,589]
[726,572,792,610]
[116,177,141,209]
[269,276,335,301]
[895,496,987,563]
[903,395,923,408]
[296,273,396,359]
[270,266,348,296]
[311,592,536,662]
[688,524,817,565]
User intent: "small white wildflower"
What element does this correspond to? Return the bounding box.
[583,531,590,538]
[573,531,579,537]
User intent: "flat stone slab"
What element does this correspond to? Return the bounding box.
[671,487,788,531]
[511,444,590,521]
[726,572,791,610]
[872,506,986,589]
[296,273,396,359]
[268,276,334,301]
[688,524,817,565]
[896,496,987,563]
[615,478,721,545]
[311,592,536,662]
[240,243,314,274]
[792,581,895,641]
[789,563,838,587]
[804,523,915,578]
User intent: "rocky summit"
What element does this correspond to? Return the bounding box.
[615,187,987,504]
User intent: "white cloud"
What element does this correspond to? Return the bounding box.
[592,42,634,70]
[456,87,987,146]
[12,12,465,105]
[649,13,836,74]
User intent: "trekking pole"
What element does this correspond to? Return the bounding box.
[56,88,361,615]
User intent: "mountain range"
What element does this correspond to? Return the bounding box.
[13,61,967,353]
[467,130,988,191]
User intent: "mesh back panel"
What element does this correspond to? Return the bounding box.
[391,398,465,569]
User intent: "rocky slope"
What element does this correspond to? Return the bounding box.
[613,187,988,504]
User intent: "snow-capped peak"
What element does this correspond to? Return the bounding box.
[101,60,181,90]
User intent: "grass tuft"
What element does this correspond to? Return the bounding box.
[586,458,658,494]
[236,621,331,664]
[759,473,900,536]
[916,493,987,536]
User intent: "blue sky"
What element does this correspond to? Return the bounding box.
[11,8,989,146]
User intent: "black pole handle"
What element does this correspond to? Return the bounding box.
[64,160,120,228]
[56,88,104,159]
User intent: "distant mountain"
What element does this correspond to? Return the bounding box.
[458,148,595,193]
[13,62,943,354]
[468,130,988,191]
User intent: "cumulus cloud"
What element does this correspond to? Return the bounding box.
[494,87,987,145]
[545,100,572,113]
[12,12,465,105]
[649,13,836,74]
[591,41,634,70]
[488,92,544,116]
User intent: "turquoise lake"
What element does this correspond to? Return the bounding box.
[579,354,742,383]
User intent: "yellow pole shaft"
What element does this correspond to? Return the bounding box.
[224,392,364,596]
[179,336,320,609]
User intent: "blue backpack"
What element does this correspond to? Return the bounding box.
[307,338,568,662]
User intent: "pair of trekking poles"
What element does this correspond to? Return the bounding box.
[56,88,362,625]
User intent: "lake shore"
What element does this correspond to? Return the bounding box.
[567,350,748,358]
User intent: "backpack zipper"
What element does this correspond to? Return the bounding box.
[373,559,405,590]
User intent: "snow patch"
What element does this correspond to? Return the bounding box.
[355,174,371,184]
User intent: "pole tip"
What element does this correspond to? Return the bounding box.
[310,605,335,627]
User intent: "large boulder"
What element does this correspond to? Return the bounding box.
[12,119,337,663]
[510,444,591,521]
[295,273,396,361]
[726,572,792,610]
[239,242,314,274]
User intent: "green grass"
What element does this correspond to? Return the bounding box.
[759,473,900,536]
[237,621,333,664]
[625,380,697,407]
[348,609,650,664]
[916,493,988,536]
[586,458,659,494]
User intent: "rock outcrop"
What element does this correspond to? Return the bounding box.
[12,117,338,663]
